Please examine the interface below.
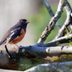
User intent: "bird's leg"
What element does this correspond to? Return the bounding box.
[5,45,13,59]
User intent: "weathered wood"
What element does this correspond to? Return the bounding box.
[0,69,22,72]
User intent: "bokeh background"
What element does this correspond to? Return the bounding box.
[0,0,72,71]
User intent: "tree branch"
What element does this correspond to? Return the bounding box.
[38,0,65,43]
[20,45,72,56]
[0,39,72,69]
[44,0,54,17]
[1,44,72,58]
[43,34,72,47]
[55,0,72,39]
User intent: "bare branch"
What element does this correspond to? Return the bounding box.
[43,34,72,47]
[55,0,72,39]
[44,0,54,17]
[38,0,65,43]
[65,0,72,11]
[45,45,72,54]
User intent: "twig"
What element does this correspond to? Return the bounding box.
[65,0,72,11]
[44,0,70,35]
[44,0,54,17]
[66,0,72,31]
[43,34,72,47]
[55,0,72,39]
[38,0,65,43]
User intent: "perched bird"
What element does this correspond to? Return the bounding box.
[0,19,29,45]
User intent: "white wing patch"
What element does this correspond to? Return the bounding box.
[6,32,15,44]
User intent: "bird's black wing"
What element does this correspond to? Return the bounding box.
[9,27,21,42]
[0,26,21,45]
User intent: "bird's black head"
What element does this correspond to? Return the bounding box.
[19,19,29,29]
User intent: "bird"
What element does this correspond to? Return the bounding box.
[0,19,29,45]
